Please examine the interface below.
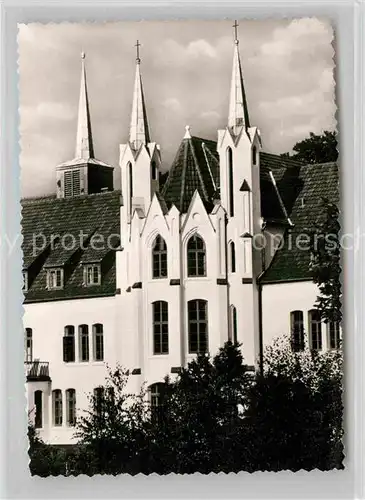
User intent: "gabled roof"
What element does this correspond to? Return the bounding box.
[162,135,219,213]
[21,190,121,302]
[260,162,339,283]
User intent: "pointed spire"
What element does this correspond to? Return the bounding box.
[75,52,94,159]
[129,40,150,150]
[228,20,250,135]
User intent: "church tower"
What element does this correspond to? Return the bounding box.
[217,21,262,366]
[119,41,161,227]
[56,52,114,198]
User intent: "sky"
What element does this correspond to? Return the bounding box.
[18,18,336,198]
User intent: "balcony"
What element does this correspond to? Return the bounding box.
[25,360,51,382]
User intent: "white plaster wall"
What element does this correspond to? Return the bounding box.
[24,296,116,444]
[262,281,333,350]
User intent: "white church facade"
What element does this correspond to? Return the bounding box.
[22,29,340,445]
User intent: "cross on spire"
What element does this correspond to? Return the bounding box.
[233,20,239,44]
[135,39,141,63]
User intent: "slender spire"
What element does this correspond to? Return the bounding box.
[129,40,150,150]
[228,20,250,135]
[75,52,94,159]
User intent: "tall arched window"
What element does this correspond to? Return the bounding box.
[151,161,157,180]
[290,311,304,352]
[152,235,168,278]
[93,324,104,361]
[79,324,89,362]
[252,145,258,166]
[128,162,133,218]
[327,320,340,350]
[227,147,234,217]
[187,234,206,277]
[152,301,169,354]
[63,325,75,363]
[229,241,236,273]
[309,310,322,351]
[25,328,32,362]
[34,390,42,429]
[93,386,104,417]
[66,389,76,426]
[188,299,208,354]
[231,305,238,344]
[52,389,63,426]
[149,382,165,423]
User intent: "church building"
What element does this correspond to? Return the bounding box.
[22,26,340,444]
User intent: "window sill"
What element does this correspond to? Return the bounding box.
[63,361,105,367]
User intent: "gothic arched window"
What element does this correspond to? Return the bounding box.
[152,235,168,279]
[229,241,236,273]
[188,299,208,354]
[290,311,304,352]
[309,309,322,351]
[187,234,206,277]
[152,301,169,355]
[151,161,157,180]
[227,147,234,217]
[128,162,133,218]
[252,145,258,166]
[230,305,238,344]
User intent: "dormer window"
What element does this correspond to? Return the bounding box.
[22,271,28,292]
[84,264,101,286]
[47,268,64,290]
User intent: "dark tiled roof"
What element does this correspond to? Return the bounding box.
[21,190,121,303]
[260,162,339,283]
[162,136,219,213]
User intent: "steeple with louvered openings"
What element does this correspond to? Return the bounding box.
[75,52,94,159]
[162,126,220,213]
[129,40,150,150]
[228,20,250,135]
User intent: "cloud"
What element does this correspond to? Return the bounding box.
[162,97,182,114]
[18,19,336,197]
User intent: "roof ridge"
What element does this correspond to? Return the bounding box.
[188,138,210,201]
[21,189,121,204]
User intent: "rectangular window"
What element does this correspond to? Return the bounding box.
[34,390,42,429]
[93,324,104,361]
[25,328,33,363]
[93,387,104,417]
[84,264,101,286]
[188,299,208,354]
[53,390,63,426]
[328,321,341,350]
[47,268,64,289]
[153,301,169,354]
[63,326,75,363]
[79,325,89,362]
[309,310,322,351]
[291,311,304,352]
[66,389,76,426]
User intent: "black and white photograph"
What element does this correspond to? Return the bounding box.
[18,18,343,475]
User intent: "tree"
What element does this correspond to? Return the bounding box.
[310,199,342,323]
[245,337,343,471]
[28,423,67,476]
[282,131,338,164]
[149,342,252,474]
[73,365,151,475]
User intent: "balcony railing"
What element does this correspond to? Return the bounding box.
[25,360,51,382]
